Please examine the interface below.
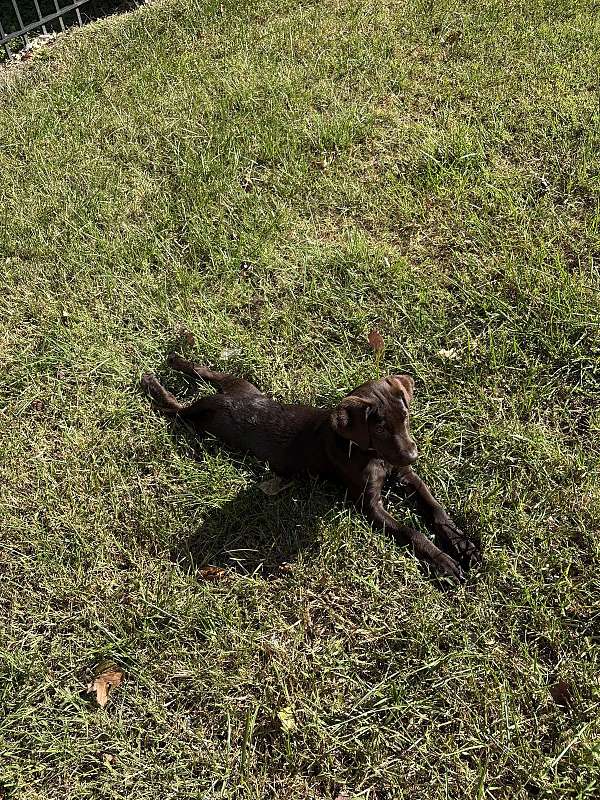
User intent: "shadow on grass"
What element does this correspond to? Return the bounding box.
[153,398,338,577]
[172,476,333,578]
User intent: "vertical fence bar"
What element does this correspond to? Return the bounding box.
[32,0,49,35]
[75,6,83,25]
[0,19,12,59]
[10,0,29,46]
[51,0,66,32]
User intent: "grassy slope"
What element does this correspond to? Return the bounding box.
[1,0,599,797]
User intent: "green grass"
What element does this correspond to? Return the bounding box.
[1,0,599,797]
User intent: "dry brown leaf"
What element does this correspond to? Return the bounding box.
[368,329,385,352]
[441,30,462,46]
[179,328,195,347]
[87,665,124,708]
[302,603,313,631]
[199,565,227,581]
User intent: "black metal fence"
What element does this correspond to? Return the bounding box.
[0,0,92,58]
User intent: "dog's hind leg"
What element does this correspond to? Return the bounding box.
[142,372,228,437]
[141,373,184,415]
[167,353,262,396]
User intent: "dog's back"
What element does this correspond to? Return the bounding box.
[182,393,330,478]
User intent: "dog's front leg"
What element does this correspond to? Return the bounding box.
[355,462,464,582]
[395,468,480,569]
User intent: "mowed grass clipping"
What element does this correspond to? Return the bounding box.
[0,0,599,797]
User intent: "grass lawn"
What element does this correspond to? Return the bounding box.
[1,0,599,797]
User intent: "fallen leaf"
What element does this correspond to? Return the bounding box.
[199,565,227,581]
[277,706,296,733]
[368,329,385,352]
[550,680,574,709]
[87,665,124,708]
[259,476,293,496]
[302,603,313,631]
[438,347,459,360]
[179,328,195,347]
[30,400,45,412]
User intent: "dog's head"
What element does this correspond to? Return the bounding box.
[331,375,418,466]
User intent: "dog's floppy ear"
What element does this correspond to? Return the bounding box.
[331,396,374,451]
[389,374,415,406]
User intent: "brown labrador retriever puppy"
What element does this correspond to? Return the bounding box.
[142,355,480,581]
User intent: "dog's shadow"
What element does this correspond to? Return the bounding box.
[141,351,334,577]
[174,481,335,577]
[165,420,338,578]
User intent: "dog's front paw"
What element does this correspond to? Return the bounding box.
[452,535,482,569]
[431,551,464,583]
[140,373,164,402]
[434,519,481,569]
